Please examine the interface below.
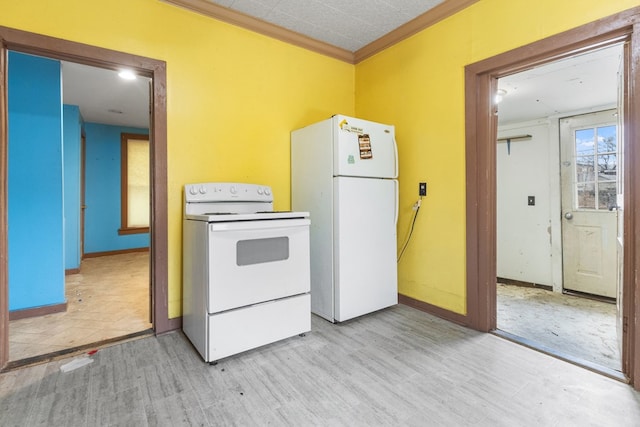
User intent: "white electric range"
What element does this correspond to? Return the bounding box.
[182,182,311,363]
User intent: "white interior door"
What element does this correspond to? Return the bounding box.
[560,110,618,298]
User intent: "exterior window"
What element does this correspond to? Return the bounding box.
[119,133,149,235]
[574,125,617,210]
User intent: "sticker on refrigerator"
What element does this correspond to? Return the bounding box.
[358,134,373,159]
[339,119,364,134]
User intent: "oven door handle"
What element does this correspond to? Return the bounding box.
[209,218,310,231]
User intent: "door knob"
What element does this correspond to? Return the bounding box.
[564,212,573,220]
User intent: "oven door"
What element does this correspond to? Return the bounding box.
[207,218,310,313]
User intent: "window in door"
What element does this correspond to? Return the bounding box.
[119,133,149,235]
[574,125,617,210]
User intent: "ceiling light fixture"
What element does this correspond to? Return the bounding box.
[495,88,507,104]
[118,69,137,80]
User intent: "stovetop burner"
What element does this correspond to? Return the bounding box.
[186,210,308,222]
[257,211,293,214]
[203,211,293,215]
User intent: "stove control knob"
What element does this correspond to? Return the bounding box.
[199,186,206,194]
[264,187,271,196]
[189,187,197,195]
[257,187,264,195]
[230,185,237,195]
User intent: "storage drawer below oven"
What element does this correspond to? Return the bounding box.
[206,293,310,362]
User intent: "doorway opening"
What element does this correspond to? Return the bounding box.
[6,55,153,364]
[0,26,170,371]
[464,7,640,390]
[494,45,623,373]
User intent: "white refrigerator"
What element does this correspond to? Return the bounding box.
[291,114,398,322]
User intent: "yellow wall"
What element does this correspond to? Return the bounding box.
[355,0,640,314]
[0,0,355,318]
[3,0,639,320]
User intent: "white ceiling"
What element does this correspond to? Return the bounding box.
[204,0,446,52]
[497,44,623,125]
[61,62,150,129]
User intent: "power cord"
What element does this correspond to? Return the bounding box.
[397,197,422,262]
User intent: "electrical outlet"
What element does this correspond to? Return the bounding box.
[528,196,535,206]
[419,182,427,196]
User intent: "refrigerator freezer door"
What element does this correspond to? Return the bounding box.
[333,115,397,179]
[333,176,398,322]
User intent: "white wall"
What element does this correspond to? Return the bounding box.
[497,119,560,288]
[497,106,616,292]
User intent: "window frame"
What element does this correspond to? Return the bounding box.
[118,132,150,235]
[573,124,618,211]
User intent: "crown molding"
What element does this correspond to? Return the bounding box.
[162,0,480,64]
[161,0,355,63]
[354,0,481,63]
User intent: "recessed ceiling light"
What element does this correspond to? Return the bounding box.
[118,70,136,80]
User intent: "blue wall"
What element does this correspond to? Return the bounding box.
[8,52,65,311]
[84,122,149,253]
[8,53,149,311]
[63,105,83,270]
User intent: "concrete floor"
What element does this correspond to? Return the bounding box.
[497,283,620,371]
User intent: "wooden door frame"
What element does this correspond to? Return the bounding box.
[465,7,640,389]
[0,26,172,370]
[81,132,86,260]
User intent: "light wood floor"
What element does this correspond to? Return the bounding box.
[1,304,639,426]
[8,252,151,362]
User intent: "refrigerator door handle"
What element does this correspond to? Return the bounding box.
[393,137,399,179]
[394,179,399,226]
